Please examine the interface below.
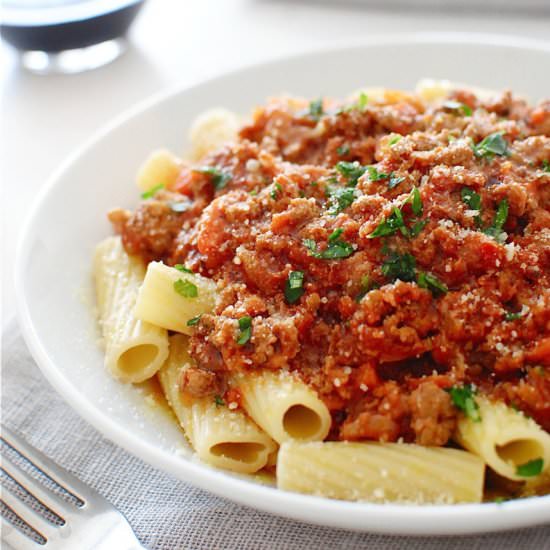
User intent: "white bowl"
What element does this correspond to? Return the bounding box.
[15,33,550,535]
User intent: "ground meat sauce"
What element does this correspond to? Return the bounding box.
[113,89,550,447]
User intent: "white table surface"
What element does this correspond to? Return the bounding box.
[2,0,550,328]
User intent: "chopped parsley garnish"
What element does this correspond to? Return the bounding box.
[417,271,448,295]
[355,274,378,302]
[214,395,225,407]
[483,199,509,243]
[443,100,473,117]
[173,279,198,298]
[186,314,202,327]
[408,186,423,216]
[284,271,305,304]
[366,166,390,182]
[326,186,356,215]
[381,251,416,282]
[174,264,193,273]
[309,98,324,121]
[271,182,282,199]
[236,316,252,345]
[249,189,258,196]
[329,228,344,241]
[356,92,368,111]
[493,496,507,504]
[461,187,482,226]
[336,144,350,156]
[473,132,510,159]
[169,201,190,213]
[410,219,428,237]
[335,161,367,187]
[516,458,543,478]
[368,207,408,239]
[194,167,232,190]
[388,135,402,146]
[505,311,522,321]
[303,236,354,260]
[388,174,405,189]
[542,160,550,172]
[141,183,165,199]
[447,385,481,422]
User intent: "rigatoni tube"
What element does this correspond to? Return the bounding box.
[277,441,485,504]
[93,236,169,383]
[134,261,217,335]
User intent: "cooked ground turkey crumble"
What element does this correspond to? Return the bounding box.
[111,88,550,447]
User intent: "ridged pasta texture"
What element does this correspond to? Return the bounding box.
[455,395,550,481]
[158,335,277,474]
[136,149,182,192]
[277,441,485,504]
[134,261,217,335]
[234,370,331,444]
[93,237,169,383]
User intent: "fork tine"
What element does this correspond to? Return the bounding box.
[1,426,88,503]
[1,458,73,519]
[1,517,38,550]
[2,485,61,540]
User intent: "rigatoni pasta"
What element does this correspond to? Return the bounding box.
[134,261,217,335]
[94,81,550,504]
[234,370,331,444]
[455,396,550,482]
[93,236,169,383]
[158,335,277,473]
[277,441,485,504]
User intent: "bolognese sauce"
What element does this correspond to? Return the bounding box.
[111,89,550,449]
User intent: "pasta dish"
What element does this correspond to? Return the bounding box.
[93,80,550,504]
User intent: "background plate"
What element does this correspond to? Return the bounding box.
[15,33,550,535]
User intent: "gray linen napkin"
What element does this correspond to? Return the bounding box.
[2,320,549,550]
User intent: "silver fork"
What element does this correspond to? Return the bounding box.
[1,425,145,549]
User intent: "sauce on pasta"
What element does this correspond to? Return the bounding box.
[110,89,549,458]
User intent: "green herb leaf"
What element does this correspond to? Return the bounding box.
[410,219,428,237]
[381,251,416,282]
[417,271,448,295]
[187,314,202,327]
[483,199,509,242]
[542,160,550,173]
[214,395,225,407]
[326,186,356,215]
[355,274,378,302]
[236,316,252,345]
[284,271,305,304]
[335,161,367,187]
[174,264,193,273]
[505,311,522,321]
[141,183,165,199]
[388,174,405,189]
[473,132,509,159]
[366,166,390,182]
[303,237,354,260]
[447,385,481,422]
[388,135,402,146]
[271,182,282,199]
[173,279,198,298]
[516,458,544,477]
[336,144,350,156]
[461,187,481,211]
[368,207,408,239]
[356,92,368,110]
[409,187,423,216]
[194,167,232,190]
[309,98,324,121]
[460,187,482,226]
[443,100,473,117]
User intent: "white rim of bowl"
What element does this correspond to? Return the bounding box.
[14,32,550,535]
